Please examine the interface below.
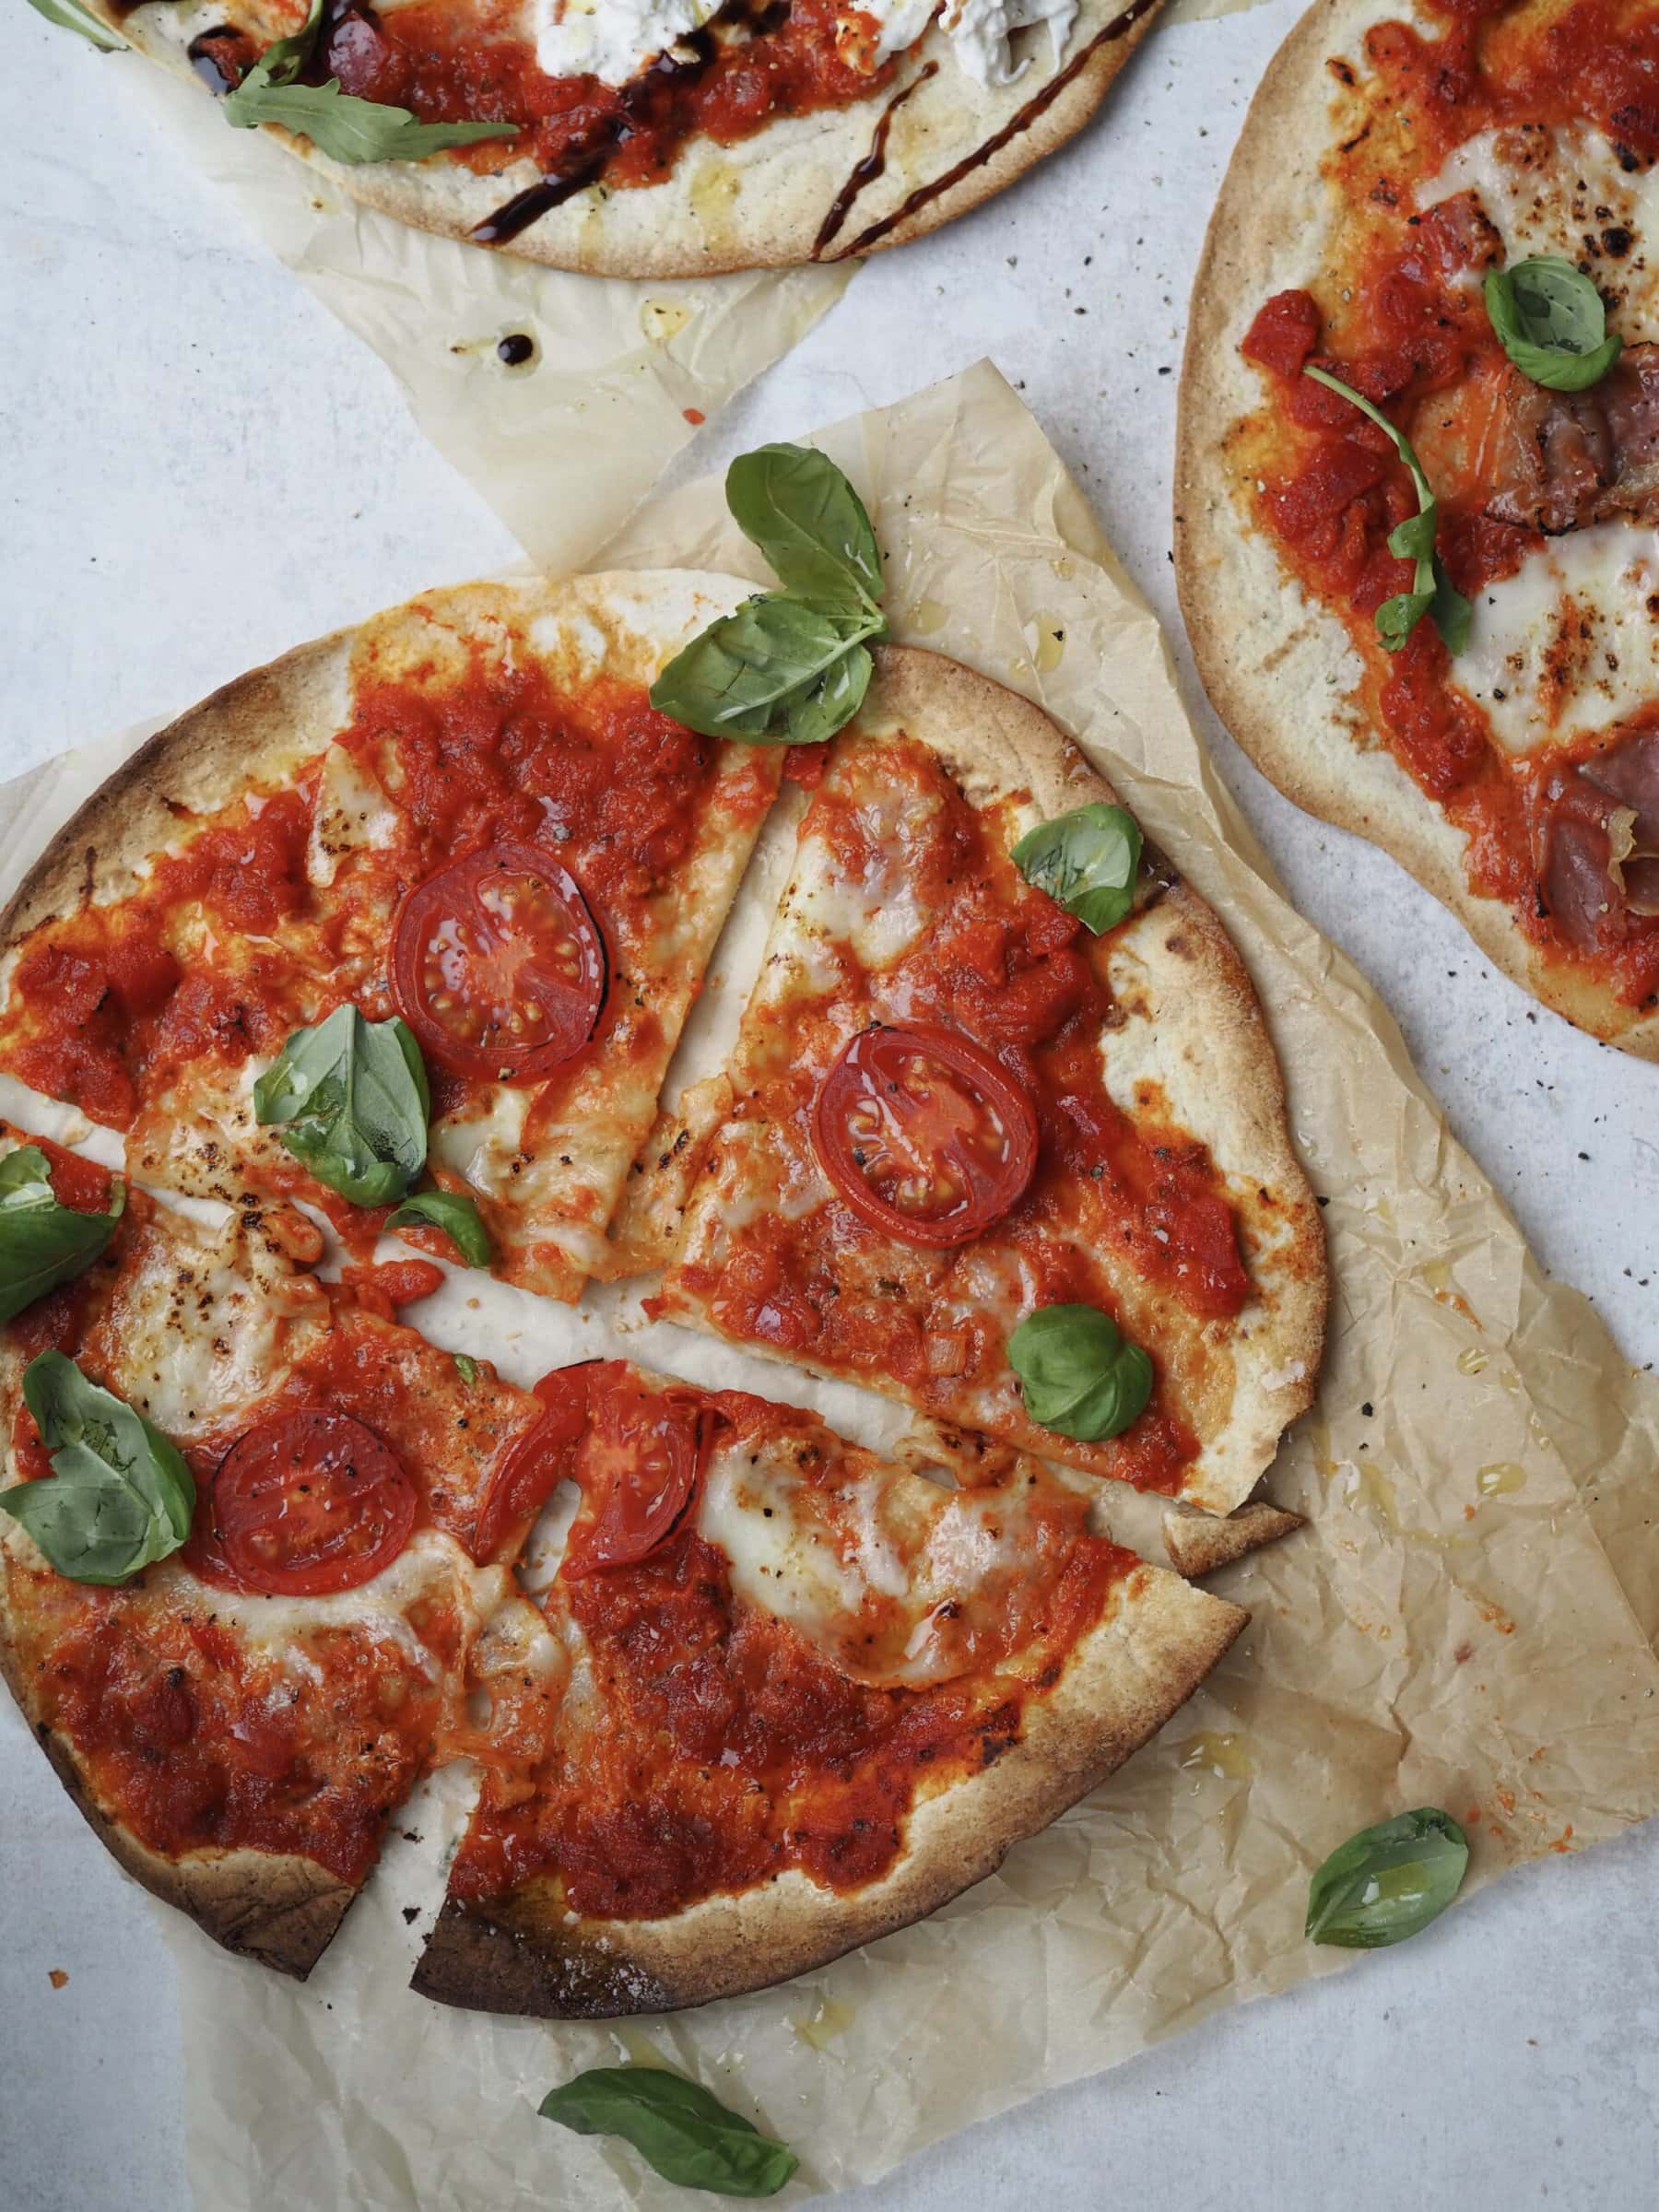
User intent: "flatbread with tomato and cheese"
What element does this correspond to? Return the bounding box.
[649,648,1328,1518]
[0,572,779,1302]
[0,1130,1242,2006]
[88,0,1166,276]
[1176,0,1659,1055]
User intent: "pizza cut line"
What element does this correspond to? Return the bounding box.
[1175,0,1659,1056]
[0,1124,1244,2009]
[0,558,1325,2008]
[84,0,1168,278]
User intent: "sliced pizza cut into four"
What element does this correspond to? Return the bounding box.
[412,1359,1247,2019]
[0,573,780,1300]
[654,649,1326,1516]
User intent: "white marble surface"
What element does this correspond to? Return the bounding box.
[2,4,1656,2206]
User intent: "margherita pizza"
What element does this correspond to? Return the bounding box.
[1176,0,1659,1055]
[0,465,1324,2008]
[86,0,1166,276]
[0,1126,1241,2006]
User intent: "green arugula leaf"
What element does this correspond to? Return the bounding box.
[1,1352,194,1585]
[1484,258,1622,393]
[1301,365,1472,655]
[651,445,887,749]
[725,443,884,608]
[23,0,124,49]
[253,1006,429,1207]
[1011,803,1143,935]
[221,0,519,164]
[1006,1304,1152,1442]
[387,1189,491,1267]
[538,2067,798,2198]
[0,1147,124,1325]
[453,1353,479,1386]
[651,594,880,745]
[1306,1807,1469,1948]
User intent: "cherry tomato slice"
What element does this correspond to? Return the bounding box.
[563,1371,702,1578]
[211,1409,416,1596]
[812,1022,1039,1249]
[470,1362,596,1564]
[391,844,606,1082]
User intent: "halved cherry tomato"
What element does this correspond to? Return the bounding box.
[563,1370,702,1578]
[470,1361,596,1564]
[811,1023,1039,1249]
[390,844,606,1081]
[210,1409,416,1595]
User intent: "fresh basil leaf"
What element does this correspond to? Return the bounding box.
[1011,803,1143,935]
[725,443,884,609]
[1484,258,1622,393]
[453,1353,479,1386]
[24,0,124,49]
[0,1147,125,1325]
[387,1189,491,1267]
[1006,1303,1153,1441]
[538,2067,798,2198]
[1,1351,194,1585]
[1306,1807,1468,1948]
[253,1006,429,1207]
[1301,365,1470,655]
[651,594,880,745]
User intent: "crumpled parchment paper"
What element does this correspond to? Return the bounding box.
[2,362,1656,2209]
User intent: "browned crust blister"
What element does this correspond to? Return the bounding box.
[1164,1500,1304,1579]
[100,0,1164,278]
[412,1569,1246,2018]
[1172,0,1659,1059]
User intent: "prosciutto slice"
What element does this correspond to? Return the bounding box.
[1485,345,1659,535]
[1539,727,1659,947]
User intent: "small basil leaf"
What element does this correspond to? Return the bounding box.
[650,594,881,745]
[2,1351,194,1585]
[1301,366,1469,656]
[1011,803,1143,935]
[724,443,884,608]
[1484,259,1623,393]
[538,2067,798,2198]
[253,1006,429,1207]
[387,1189,491,1267]
[1006,1303,1153,1441]
[1306,1807,1469,1948]
[453,1353,479,1386]
[0,1148,125,1325]
[223,59,519,164]
[24,0,124,48]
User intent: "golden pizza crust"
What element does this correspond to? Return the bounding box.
[100,0,1164,277]
[412,1562,1245,2018]
[1172,0,1659,1059]
[654,644,1329,1519]
[1163,1500,1304,1578]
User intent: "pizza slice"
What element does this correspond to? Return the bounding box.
[0,1119,551,1976]
[412,1358,1245,2018]
[650,648,1327,1517]
[0,573,780,1300]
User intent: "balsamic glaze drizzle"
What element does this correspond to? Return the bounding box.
[813,61,937,257]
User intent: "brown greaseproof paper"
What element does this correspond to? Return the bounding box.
[3,362,1658,2207]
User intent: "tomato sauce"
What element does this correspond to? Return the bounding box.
[1236,0,1659,1008]
[309,0,889,197]
[450,1371,1136,1918]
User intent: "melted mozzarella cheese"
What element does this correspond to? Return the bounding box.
[532,0,718,87]
[697,1430,1061,1685]
[1460,524,1659,756]
[306,744,399,890]
[789,774,941,973]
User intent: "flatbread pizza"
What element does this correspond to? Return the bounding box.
[81,0,1167,276]
[1176,0,1659,1055]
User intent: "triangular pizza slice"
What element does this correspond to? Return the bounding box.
[413,1359,1244,2018]
[0,574,779,1301]
[653,649,1327,1516]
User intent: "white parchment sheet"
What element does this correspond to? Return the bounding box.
[3,361,1656,2207]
